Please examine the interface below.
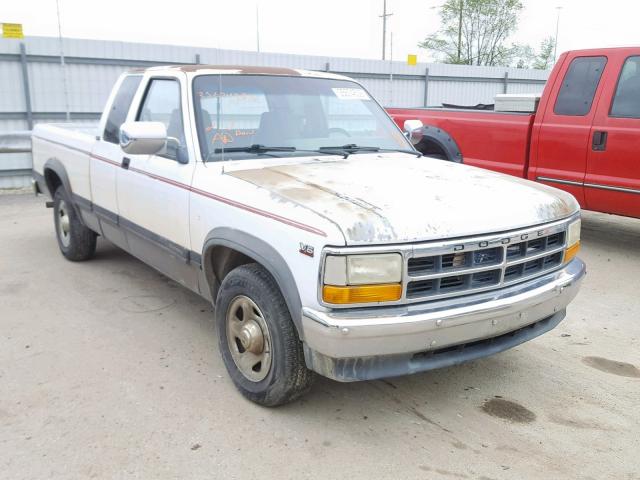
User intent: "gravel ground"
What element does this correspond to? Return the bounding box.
[1,193,638,480]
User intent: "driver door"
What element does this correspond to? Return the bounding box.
[116,73,198,290]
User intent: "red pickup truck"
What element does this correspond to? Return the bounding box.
[387,47,640,219]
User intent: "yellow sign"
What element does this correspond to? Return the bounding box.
[2,23,24,39]
[407,54,417,66]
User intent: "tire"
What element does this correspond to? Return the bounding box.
[53,186,97,261]
[215,263,314,406]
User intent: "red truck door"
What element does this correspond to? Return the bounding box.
[531,54,608,206]
[585,54,640,217]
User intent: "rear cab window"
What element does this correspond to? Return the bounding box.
[103,75,142,143]
[554,56,607,116]
[610,56,640,118]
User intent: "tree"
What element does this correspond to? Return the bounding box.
[419,0,524,67]
[533,36,556,70]
[513,37,557,70]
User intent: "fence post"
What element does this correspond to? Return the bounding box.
[503,72,509,94]
[423,67,430,107]
[19,43,34,130]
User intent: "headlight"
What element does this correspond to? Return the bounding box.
[323,253,402,304]
[565,218,581,263]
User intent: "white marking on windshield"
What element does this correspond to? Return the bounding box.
[331,87,370,101]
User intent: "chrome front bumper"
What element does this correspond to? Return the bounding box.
[302,258,586,381]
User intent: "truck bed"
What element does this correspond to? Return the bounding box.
[386,107,535,178]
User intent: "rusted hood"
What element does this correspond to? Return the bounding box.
[225,154,579,245]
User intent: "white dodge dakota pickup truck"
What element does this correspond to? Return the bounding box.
[31,65,585,406]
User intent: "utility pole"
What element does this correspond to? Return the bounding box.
[389,32,394,106]
[553,6,562,62]
[55,0,70,121]
[256,3,261,53]
[457,0,463,63]
[380,0,393,60]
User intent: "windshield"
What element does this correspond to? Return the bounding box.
[192,74,412,161]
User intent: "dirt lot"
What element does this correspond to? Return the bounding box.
[1,193,638,480]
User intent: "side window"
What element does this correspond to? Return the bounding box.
[103,75,142,144]
[137,79,186,161]
[610,56,640,118]
[554,56,607,116]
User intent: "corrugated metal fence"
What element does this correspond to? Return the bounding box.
[0,36,550,188]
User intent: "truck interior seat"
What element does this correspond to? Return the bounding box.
[167,108,186,145]
[253,109,302,145]
[200,109,213,131]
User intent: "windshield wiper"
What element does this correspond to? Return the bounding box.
[207,144,346,162]
[206,144,298,162]
[213,144,297,154]
[317,144,422,158]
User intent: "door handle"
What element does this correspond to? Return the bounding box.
[592,131,608,151]
[121,157,131,169]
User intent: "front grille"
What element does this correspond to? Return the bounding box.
[405,227,567,302]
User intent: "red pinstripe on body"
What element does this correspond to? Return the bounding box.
[189,185,328,237]
[91,153,120,167]
[35,135,328,237]
[89,154,328,237]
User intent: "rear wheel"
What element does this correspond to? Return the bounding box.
[215,263,314,406]
[53,186,97,261]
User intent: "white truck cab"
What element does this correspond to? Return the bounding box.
[31,66,585,406]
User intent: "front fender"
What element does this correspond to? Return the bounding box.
[202,227,305,339]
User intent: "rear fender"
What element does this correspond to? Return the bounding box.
[416,125,463,163]
[42,158,87,223]
[43,157,73,197]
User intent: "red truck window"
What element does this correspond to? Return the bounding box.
[610,56,640,118]
[554,56,607,116]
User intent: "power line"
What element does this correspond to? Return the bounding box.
[457,0,463,63]
[256,3,261,53]
[380,0,393,60]
[55,0,70,121]
[554,6,562,62]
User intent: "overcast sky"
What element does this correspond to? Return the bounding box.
[3,0,639,63]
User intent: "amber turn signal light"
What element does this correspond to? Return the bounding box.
[564,241,580,263]
[322,284,402,304]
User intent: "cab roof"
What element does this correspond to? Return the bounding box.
[128,64,352,81]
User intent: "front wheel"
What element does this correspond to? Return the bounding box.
[215,263,314,406]
[53,186,97,261]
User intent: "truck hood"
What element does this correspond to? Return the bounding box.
[225,154,579,245]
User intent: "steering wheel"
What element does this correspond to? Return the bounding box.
[328,127,351,138]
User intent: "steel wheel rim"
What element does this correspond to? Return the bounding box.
[57,200,71,247]
[226,295,272,382]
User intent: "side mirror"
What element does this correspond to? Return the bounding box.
[119,121,167,155]
[403,119,424,145]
